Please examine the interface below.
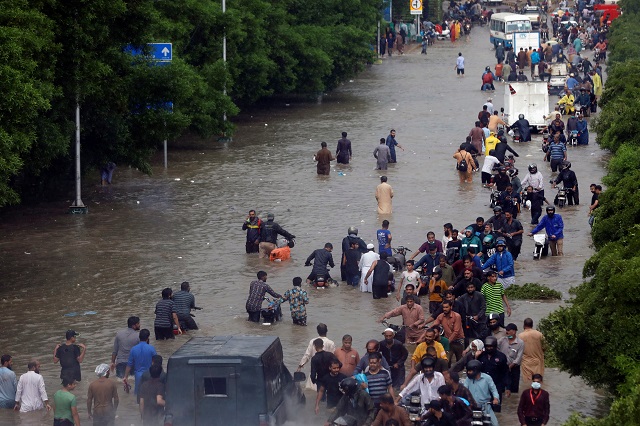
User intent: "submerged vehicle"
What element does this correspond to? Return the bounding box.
[164,335,306,426]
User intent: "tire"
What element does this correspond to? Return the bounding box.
[542,243,549,257]
[559,198,565,208]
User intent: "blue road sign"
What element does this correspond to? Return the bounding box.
[148,43,172,61]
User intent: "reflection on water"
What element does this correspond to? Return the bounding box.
[0,26,607,426]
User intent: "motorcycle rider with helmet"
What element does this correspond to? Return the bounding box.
[258,213,295,259]
[397,357,446,411]
[528,206,565,256]
[341,226,368,281]
[481,238,515,288]
[508,168,522,194]
[306,243,336,285]
[552,161,579,205]
[521,164,545,198]
[557,89,576,115]
[326,377,375,426]
[463,360,500,425]
[509,114,532,142]
[490,167,511,192]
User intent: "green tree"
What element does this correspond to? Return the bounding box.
[0,0,58,205]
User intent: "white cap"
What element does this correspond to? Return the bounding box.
[95,364,110,377]
[382,328,396,335]
[367,243,375,249]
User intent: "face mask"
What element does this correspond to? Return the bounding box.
[508,335,514,339]
[531,382,542,390]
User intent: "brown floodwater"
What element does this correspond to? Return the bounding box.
[0,21,607,426]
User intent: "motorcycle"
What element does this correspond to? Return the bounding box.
[261,297,283,325]
[568,130,578,146]
[532,233,550,259]
[553,185,568,208]
[471,403,494,425]
[331,415,358,426]
[489,189,502,209]
[388,246,411,272]
[306,264,339,289]
[464,22,472,35]
[508,127,521,143]
[399,391,424,425]
[382,320,407,344]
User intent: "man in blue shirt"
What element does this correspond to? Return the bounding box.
[0,354,17,408]
[123,329,157,395]
[376,220,392,256]
[528,206,564,256]
[481,239,515,288]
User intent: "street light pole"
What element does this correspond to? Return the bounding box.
[69,95,88,214]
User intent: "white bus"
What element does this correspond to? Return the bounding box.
[489,13,532,48]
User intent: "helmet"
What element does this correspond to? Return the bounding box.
[483,234,494,246]
[348,226,358,236]
[519,114,525,120]
[488,313,500,322]
[315,276,326,287]
[267,213,275,220]
[420,357,436,371]
[485,66,491,71]
[508,168,519,177]
[495,238,507,246]
[493,206,503,213]
[484,336,498,347]
[339,377,358,397]
[528,163,538,173]
[432,266,442,276]
[498,166,507,173]
[562,160,571,170]
[466,360,482,375]
[546,205,556,214]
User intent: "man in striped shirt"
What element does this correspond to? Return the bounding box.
[547,134,567,172]
[364,353,394,409]
[173,281,198,330]
[154,288,182,340]
[481,271,512,327]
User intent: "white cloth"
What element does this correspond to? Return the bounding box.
[359,251,380,292]
[498,276,515,289]
[15,371,48,412]
[399,371,446,408]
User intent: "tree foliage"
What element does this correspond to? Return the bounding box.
[541,6,640,424]
[0,0,381,206]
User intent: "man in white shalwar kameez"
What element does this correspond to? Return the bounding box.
[359,244,379,293]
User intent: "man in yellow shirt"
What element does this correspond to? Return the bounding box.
[485,131,500,154]
[410,328,447,373]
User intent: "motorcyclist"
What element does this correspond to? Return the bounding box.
[458,282,488,343]
[499,183,521,217]
[477,336,511,405]
[481,239,515,288]
[508,169,522,195]
[306,243,336,285]
[509,114,531,142]
[397,357,446,412]
[490,167,511,192]
[341,226,368,281]
[326,377,375,426]
[528,206,565,256]
[576,88,591,116]
[463,360,500,425]
[553,161,579,205]
[258,213,295,259]
[516,70,528,82]
[557,90,576,115]
[481,67,496,91]
[521,164,545,197]
[460,227,481,259]
[495,42,505,64]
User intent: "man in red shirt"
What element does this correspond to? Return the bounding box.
[432,300,465,363]
[517,374,550,426]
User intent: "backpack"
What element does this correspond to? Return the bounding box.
[457,156,469,172]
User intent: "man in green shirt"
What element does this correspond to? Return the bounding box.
[53,374,81,426]
[481,271,511,327]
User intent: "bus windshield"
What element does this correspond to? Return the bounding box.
[506,21,532,33]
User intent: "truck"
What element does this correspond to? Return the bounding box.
[594,4,621,24]
[503,82,549,131]
[164,335,306,426]
[512,31,541,53]
[522,5,543,29]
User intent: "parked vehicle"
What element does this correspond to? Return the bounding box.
[503,82,550,131]
[164,335,306,426]
[522,5,543,29]
[489,13,532,48]
[548,63,568,96]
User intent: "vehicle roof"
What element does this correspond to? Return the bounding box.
[523,6,541,10]
[491,12,531,20]
[169,335,280,359]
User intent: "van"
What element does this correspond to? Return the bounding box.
[503,82,550,131]
[164,335,306,426]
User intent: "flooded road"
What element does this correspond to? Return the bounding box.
[0,22,607,426]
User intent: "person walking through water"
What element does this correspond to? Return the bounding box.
[385,130,404,163]
[336,132,352,164]
[375,176,393,214]
[373,138,391,170]
[315,142,334,175]
[455,52,465,77]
